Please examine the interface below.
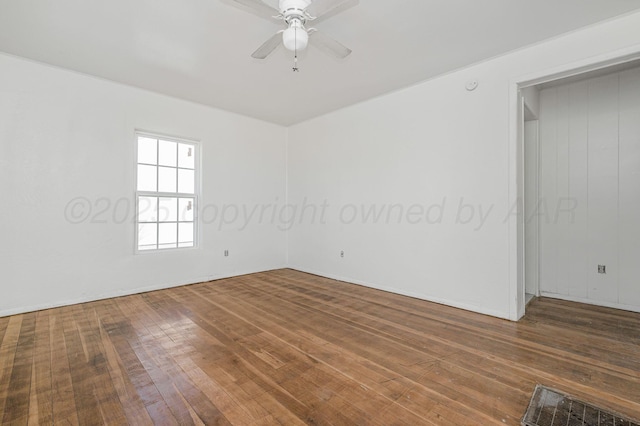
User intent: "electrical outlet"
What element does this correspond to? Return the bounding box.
[340,250,344,258]
[598,265,606,274]
[224,250,229,257]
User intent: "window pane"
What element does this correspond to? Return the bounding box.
[158,243,177,250]
[158,140,177,167]
[138,137,157,165]
[158,197,177,222]
[137,165,157,191]
[179,198,194,222]
[178,143,195,169]
[178,242,194,248]
[158,167,177,193]
[158,222,177,245]
[138,196,157,222]
[138,223,157,249]
[178,222,194,243]
[178,169,195,194]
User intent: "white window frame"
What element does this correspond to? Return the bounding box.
[134,131,200,253]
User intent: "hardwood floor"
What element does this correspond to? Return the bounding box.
[1,269,639,425]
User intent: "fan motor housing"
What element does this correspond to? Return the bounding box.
[280,0,311,21]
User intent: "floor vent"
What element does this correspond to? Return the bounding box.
[522,385,640,426]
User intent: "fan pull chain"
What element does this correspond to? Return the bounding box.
[293,26,300,72]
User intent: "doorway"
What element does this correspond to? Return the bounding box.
[511,47,640,319]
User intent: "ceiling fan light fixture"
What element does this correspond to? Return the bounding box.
[235,0,357,61]
[282,25,308,52]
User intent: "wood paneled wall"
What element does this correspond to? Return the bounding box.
[539,66,640,310]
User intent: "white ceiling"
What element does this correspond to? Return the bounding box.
[1,0,639,126]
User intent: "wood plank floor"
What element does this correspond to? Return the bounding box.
[1,269,639,425]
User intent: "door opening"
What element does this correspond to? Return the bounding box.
[512,47,640,319]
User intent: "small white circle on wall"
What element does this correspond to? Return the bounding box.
[465,80,479,91]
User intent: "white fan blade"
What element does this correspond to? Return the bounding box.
[309,0,359,23]
[228,0,279,20]
[252,32,283,59]
[309,30,351,59]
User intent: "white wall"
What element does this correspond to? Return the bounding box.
[287,11,640,320]
[538,67,640,312]
[0,53,287,317]
[524,120,539,296]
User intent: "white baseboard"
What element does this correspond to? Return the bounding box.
[288,266,511,321]
[539,291,640,314]
[0,266,285,318]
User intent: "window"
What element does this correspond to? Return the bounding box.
[135,133,198,251]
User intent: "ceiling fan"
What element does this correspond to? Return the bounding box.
[227,0,358,68]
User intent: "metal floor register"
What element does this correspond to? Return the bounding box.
[522,385,640,426]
